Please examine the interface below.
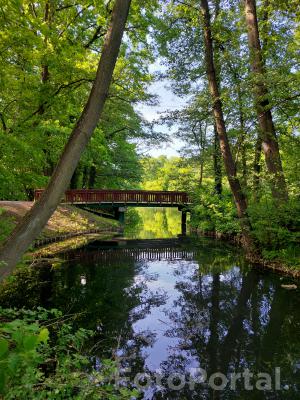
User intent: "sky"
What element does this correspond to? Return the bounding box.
[136,62,187,157]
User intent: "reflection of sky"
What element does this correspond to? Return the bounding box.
[131,260,200,371]
[135,60,188,157]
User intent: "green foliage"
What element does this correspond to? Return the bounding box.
[248,199,300,249]
[141,156,199,192]
[247,198,300,266]
[0,209,14,242]
[0,307,138,399]
[190,186,241,235]
[0,0,162,200]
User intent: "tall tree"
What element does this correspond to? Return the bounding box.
[243,0,288,201]
[0,0,132,280]
[200,0,254,250]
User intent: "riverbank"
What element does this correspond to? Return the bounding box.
[192,228,300,279]
[0,201,120,261]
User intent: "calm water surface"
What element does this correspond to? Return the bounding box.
[2,208,300,399]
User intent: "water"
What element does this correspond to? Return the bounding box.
[1,208,300,399]
[124,207,183,238]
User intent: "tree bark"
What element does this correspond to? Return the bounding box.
[253,135,262,199]
[236,80,248,188]
[0,0,131,280]
[212,0,223,196]
[200,0,254,250]
[213,125,222,195]
[243,0,288,201]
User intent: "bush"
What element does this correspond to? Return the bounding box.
[0,209,14,243]
[248,198,300,250]
[0,307,138,399]
[190,187,240,235]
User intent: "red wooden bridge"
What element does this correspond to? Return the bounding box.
[35,189,190,232]
[34,189,191,206]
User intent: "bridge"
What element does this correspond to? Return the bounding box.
[34,189,190,206]
[34,189,191,233]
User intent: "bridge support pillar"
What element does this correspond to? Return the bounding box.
[181,211,187,236]
[114,206,126,225]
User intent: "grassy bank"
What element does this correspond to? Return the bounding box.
[0,202,119,259]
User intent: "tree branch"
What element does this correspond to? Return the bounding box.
[21,78,94,124]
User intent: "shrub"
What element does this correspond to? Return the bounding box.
[190,187,240,235]
[0,307,138,399]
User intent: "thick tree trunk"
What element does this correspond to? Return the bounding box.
[200,0,254,250]
[244,0,288,201]
[0,0,131,280]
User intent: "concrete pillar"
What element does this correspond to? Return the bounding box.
[118,210,125,224]
[114,206,126,224]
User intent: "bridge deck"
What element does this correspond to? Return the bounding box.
[34,189,191,206]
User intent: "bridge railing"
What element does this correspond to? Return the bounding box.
[34,189,190,204]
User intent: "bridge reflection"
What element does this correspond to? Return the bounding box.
[63,239,197,263]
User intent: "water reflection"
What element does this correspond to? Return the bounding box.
[125,208,183,239]
[1,238,299,399]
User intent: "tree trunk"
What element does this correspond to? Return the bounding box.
[212,1,223,196]
[200,0,254,251]
[213,125,222,195]
[40,0,53,114]
[88,165,97,188]
[0,0,131,280]
[236,81,248,188]
[199,160,204,186]
[70,165,82,189]
[243,0,288,201]
[253,135,262,199]
[82,166,89,188]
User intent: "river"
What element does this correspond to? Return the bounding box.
[2,208,300,399]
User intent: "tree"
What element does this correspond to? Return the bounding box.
[0,0,132,280]
[200,0,254,250]
[243,0,288,201]
[0,0,158,200]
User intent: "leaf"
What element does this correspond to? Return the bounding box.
[38,328,49,344]
[0,370,5,394]
[23,335,38,351]
[0,339,8,358]
[7,353,20,373]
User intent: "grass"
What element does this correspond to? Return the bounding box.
[0,203,119,250]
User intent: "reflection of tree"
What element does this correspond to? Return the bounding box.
[126,207,182,239]
[1,239,300,399]
[49,256,167,370]
[0,262,54,309]
[0,249,167,382]
[157,248,300,399]
[220,270,259,372]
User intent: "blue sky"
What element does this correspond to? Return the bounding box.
[136,62,187,157]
